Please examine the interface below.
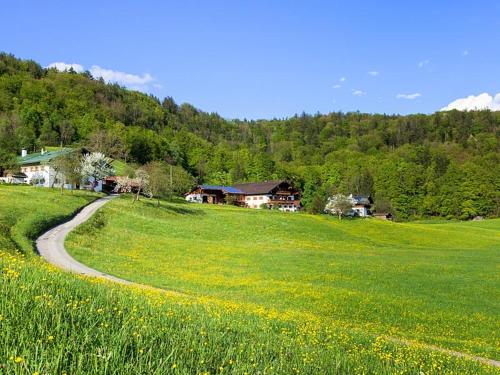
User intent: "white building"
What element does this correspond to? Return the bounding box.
[18,148,72,188]
[16,148,102,191]
[325,194,373,217]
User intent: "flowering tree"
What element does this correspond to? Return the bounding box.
[133,168,151,202]
[324,194,353,220]
[80,152,115,189]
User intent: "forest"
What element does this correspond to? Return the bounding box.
[0,53,498,220]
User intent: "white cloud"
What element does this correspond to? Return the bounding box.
[418,59,430,68]
[368,71,379,76]
[47,61,158,92]
[397,93,421,100]
[47,62,155,88]
[352,89,366,97]
[441,93,500,111]
[463,49,469,56]
[333,84,341,89]
[47,62,84,73]
[340,77,346,82]
[89,65,153,85]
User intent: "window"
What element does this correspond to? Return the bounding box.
[259,196,263,200]
[253,197,257,200]
[246,197,251,201]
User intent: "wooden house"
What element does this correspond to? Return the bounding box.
[234,180,301,211]
[185,180,301,212]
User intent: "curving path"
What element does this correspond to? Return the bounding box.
[35,195,499,369]
[36,195,132,285]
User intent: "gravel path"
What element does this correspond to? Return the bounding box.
[36,195,132,285]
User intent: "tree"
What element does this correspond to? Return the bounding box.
[59,120,75,147]
[170,164,196,197]
[86,128,127,160]
[373,193,394,215]
[324,194,353,219]
[144,162,170,206]
[49,151,81,194]
[133,168,151,202]
[308,192,327,214]
[80,152,115,189]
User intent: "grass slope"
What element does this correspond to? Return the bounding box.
[0,186,498,374]
[67,197,500,361]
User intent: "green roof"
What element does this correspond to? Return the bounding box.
[17,148,74,166]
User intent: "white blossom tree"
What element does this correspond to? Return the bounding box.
[133,168,151,202]
[324,193,353,220]
[80,152,115,190]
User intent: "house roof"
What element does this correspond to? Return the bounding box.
[233,180,287,195]
[199,185,243,194]
[17,148,74,166]
[351,195,373,205]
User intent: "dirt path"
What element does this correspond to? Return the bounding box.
[35,195,499,369]
[36,195,133,285]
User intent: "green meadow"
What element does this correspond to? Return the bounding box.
[0,185,499,374]
[67,196,500,360]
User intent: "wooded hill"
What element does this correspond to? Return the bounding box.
[0,53,499,219]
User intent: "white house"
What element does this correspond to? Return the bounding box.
[325,194,373,217]
[16,148,103,191]
[17,148,72,188]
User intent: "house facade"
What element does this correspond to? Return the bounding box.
[350,195,373,217]
[185,185,243,204]
[186,180,301,212]
[325,194,373,217]
[16,148,103,191]
[17,148,73,188]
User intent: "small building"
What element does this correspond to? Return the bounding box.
[350,195,373,217]
[185,180,301,212]
[373,212,393,220]
[325,193,373,217]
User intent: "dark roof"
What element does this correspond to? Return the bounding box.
[199,185,243,194]
[17,148,74,166]
[351,195,373,205]
[233,180,286,195]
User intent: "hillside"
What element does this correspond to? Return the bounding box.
[1,53,499,219]
[0,185,498,374]
[66,196,500,360]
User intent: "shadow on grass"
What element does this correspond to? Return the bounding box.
[136,198,205,216]
[161,204,205,216]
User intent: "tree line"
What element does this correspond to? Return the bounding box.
[0,53,498,219]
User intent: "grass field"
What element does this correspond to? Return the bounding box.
[67,197,500,361]
[1,186,499,374]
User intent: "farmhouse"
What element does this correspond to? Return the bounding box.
[350,195,373,217]
[16,148,74,188]
[186,180,301,212]
[15,148,103,191]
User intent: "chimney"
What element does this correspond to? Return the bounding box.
[21,149,27,157]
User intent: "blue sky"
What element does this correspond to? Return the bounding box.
[1,1,499,119]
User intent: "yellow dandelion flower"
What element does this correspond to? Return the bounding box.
[14,356,23,363]
[171,363,177,369]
